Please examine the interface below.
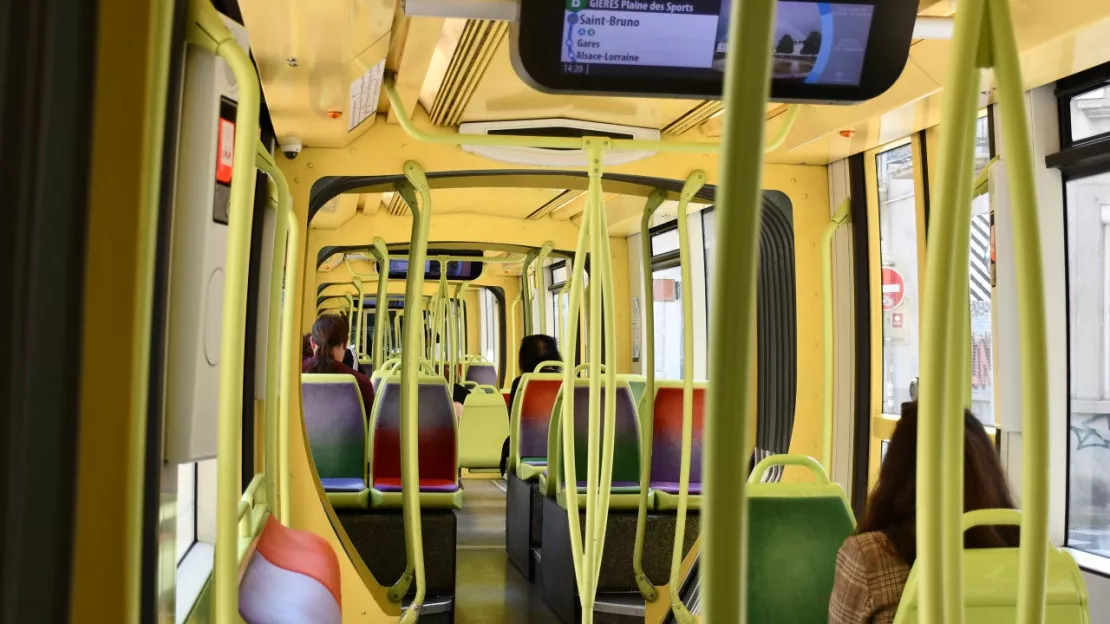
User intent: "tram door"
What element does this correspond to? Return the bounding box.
[864,113,999,489]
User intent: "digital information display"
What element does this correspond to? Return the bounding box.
[561,0,874,86]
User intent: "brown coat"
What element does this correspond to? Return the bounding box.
[828,531,912,624]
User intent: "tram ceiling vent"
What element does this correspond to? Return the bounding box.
[457,118,660,166]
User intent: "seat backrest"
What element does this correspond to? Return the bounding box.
[368,375,459,488]
[240,515,342,624]
[746,455,856,623]
[457,385,511,469]
[646,382,707,489]
[893,510,1090,624]
[510,373,564,467]
[465,363,498,387]
[548,379,642,494]
[300,374,367,483]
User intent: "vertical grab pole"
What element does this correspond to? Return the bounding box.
[586,138,621,599]
[668,171,707,623]
[278,211,301,525]
[186,0,261,619]
[371,238,390,371]
[521,249,540,335]
[632,189,666,601]
[393,163,433,621]
[919,0,985,619]
[704,0,776,618]
[353,275,366,360]
[535,242,555,335]
[988,0,1051,617]
[254,146,292,522]
[821,198,851,475]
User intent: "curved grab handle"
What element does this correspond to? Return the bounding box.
[747,454,830,485]
[532,360,565,373]
[385,359,403,372]
[962,508,1022,531]
[573,362,607,375]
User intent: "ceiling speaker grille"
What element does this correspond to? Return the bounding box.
[429,19,507,126]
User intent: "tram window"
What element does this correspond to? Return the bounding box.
[702,209,716,310]
[876,143,921,414]
[176,462,197,564]
[653,265,684,380]
[1069,86,1110,143]
[480,288,500,366]
[968,114,996,426]
[652,228,680,256]
[1065,170,1110,558]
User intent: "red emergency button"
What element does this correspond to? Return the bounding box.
[216,118,235,184]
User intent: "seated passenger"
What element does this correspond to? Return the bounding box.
[499,334,562,476]
[303,315,375,418]
[828,401,1018,624]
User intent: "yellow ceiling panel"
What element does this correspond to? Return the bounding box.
[238,0,394,147]
[419,186,566,218]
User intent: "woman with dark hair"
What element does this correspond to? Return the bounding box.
[828,401,1018,624]
[500,334,562,476]
[303,314,375,418]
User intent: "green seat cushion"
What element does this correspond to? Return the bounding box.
[748,495,855,623]
[369,488,464,510]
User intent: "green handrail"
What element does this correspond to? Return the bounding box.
[187,0,261,620]
[632,188,667,601]
[255,143,293,521]
[520,249,540,335]
[821,198,851,476]
[558,159,594,604]
[917,0,1049,621]
[370,238,390,370]
[352,275,366,359]
[703,0,777,619]
[509,295,523,380]
[747,454,831,485]
[668,170,707,623]
[393,163,433,621]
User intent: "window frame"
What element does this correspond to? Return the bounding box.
[1050,68,1110,560]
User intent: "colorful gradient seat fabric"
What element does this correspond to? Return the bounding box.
[512,376,563,480]
[548,380,647,510]
[369,376,461,508]
[646,383,706,510]
[239,516,342,624]
[464,362,498,387]
[301,374,368,493]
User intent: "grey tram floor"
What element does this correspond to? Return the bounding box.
[455,477,561,624]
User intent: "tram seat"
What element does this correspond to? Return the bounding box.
[301,374,371,509]
[746,454,855,623]
[547,379,652,510]
[239,515,342,624]
[510,372,564,481]
[642,381,706,511]
[368,376,463,509]
[464,362,498,387]
[457,384,510,470]
[892,510,1089,624]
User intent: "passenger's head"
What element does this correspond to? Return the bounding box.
[306,314,349,374]
[857,401,1018,562]
[519,334,561,376]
